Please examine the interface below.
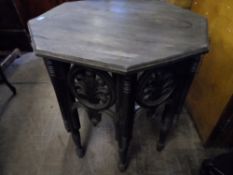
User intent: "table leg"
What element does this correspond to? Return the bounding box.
[71,105,85,157]
[157,57,201,151]
[174,57,201,118]
[43,58,84,157]
[157,100,175,151]
[115,74,136,172]
[87,110,101,126]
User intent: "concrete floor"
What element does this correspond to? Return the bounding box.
[0,53,224,175]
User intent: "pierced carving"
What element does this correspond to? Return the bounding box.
[136,70,175,108]
[68,66,115,110]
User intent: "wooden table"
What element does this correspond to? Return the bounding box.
[28,1,208,171]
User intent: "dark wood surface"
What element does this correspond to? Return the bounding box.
[28,0,208,73]
[28,1,209,171]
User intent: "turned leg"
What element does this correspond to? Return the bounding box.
[71,130,84,157]
[114,74,120,142]
[0,68,16,95]
[115,74,136,172]
[174,57,201,118]
[43,58,72,131]
[156,57,201,151]
[43,58,84,157]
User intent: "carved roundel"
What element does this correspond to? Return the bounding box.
[136,70,175,108]
[68,66,115,110]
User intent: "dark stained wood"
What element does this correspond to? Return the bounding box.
[29,1,209,171]
[28,1,208,74]
[43,58,85,156]
[115,74,136,171]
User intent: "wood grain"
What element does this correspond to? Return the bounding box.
[28,1,208,73]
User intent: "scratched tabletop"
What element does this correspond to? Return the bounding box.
[28,0,208,73]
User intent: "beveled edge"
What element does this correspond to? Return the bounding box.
[27,2,209,74]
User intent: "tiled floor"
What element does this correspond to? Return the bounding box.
[0,53,224,175]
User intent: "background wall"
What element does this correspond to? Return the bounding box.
[168,0,192,9]
[187,0,233,143]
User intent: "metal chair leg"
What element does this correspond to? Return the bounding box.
[0,68,16,95]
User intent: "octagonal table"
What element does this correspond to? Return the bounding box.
[28,0,208,171]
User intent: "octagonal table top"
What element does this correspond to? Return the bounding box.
[28,0,208,74]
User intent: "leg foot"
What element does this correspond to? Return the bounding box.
[157,100,175,151]
[118,137,129,172]
[72,131,85,158]
[88,110,102,126]
[157,142,165,152]
[147,109,156,119]
[118,161,128,172]
[76,147,85,158]
[10,85,16,95]
[9,85,16,95]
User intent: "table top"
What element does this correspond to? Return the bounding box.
[28,1,208,74]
